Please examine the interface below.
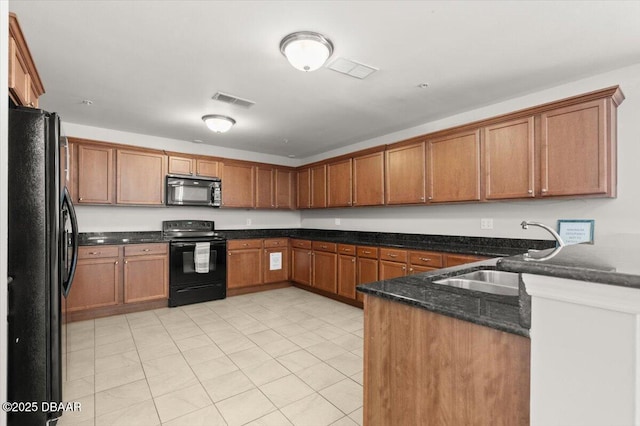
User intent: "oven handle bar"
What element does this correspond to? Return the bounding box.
[176,284,222,293]
[172,241,226,248]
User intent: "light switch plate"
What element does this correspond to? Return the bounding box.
[246,218,252,226]
[480,218,493,230]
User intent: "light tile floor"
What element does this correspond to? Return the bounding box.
[59,287,364,426]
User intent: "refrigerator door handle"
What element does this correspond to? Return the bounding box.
[62,187,78,297]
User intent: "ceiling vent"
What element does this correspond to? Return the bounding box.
[327,57,378,79]
[211,92,256,108]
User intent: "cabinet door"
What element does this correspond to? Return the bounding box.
[313,251,337,293]
[66,257,120,311]
[327,158,353,207]
[357,257,379,302]
[385,141,426,204]
[77,144,115,204]
[541,99,611,196]
[379,260,407,280]
[222,162,255,208]
[353,150,385,206]
[311,164,327,208]
[291,247,312,285]
[227,248,262,288]
[255,166,275,209]
[197,159,221,178]
[123,255,168,303]
[338,255,357,299]
[264,247,289,283]
[275,169,295,209]
[297,168,311,209]
[168,155,194,175]
[409,265,437,275]
[8,36,30,106]
[483,117,535,199]
[427,130,481,202]
[117,150,167,205]
[444,254,488,267]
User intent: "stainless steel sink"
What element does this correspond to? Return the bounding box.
[433,270,519,296]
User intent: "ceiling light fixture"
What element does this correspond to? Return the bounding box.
[280,31,334,72]
[202,115,236,133]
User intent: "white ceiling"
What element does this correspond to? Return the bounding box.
[9,1,640,159]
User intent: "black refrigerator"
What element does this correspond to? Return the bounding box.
[7,107,79,426]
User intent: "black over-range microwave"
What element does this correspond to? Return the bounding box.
[166,175,222,207]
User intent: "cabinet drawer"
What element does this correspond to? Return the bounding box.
[379,248,408,263]
[124,243,168,257]
[264,238,288,248]
[338,244,356,255]
[409,250,444,268]
[357,246,379,259]
[78,245,120,259]
[291,239,312,249]
[228,239,263,250]
[312,241,337,253]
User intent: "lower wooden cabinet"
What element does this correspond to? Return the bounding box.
[337,253,357,299]
[66,243,168,320]
[227,239,263,289]
[291,246,312,285]
[313,250,337,293]
[264,239,289,283]
[356,247,379,303]
[364,295,530,425]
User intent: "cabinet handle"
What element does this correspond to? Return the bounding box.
[79,197,84,201]
[388,254,398,258]
[402,266,406,271]
[409,267,414,272]
[142,249,150,252]
[274,242,279,245]
[419,257,431,262]
[352,258,355,263]
[428,196,432,200]
[420,196,425,201]
[527,189,533,194]
[28,102,35,107]
[541,188,548,193]
[363,250,372,254]
[321,245,327,248]
[243,243,249,247]
[88,252,98,255]
[265,249,267,254]
[125,261,128,264]
[115,261,118,265]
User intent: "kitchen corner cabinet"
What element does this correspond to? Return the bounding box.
[263,239,289,283]
[483,117,535,200]
[353,150,385,206]
[75,143,115,204]
[541,98,615,197]
[8,13,44,108]
[227,239,263,288]
[66,246,121,312]
[116,149,167,205]
[123,244,168,303]
[385,140,426,205]
[427,130,481,203]
[222,162,255,208]
[327,158,353,207]
[364,295,530,425]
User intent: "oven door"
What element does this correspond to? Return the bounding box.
[169,240,227,307]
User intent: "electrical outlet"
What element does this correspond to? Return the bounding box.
[246,218,252,226]
[335,218,341,225]
[480,218,494,230]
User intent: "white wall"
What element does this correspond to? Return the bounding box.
[64,123,301,231]
[301,63,640,242]
[1,3,9,425]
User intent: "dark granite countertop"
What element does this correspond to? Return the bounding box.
[79,231,165,246]
[356,259,530,337]
[497,233,640,288]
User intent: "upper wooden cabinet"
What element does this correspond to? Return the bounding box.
[196,158,221,178]
[427,130,481,203]
[255,165,275,209]
[168,155,194,175]
[297,168,311,209]
[541,98,615,197]
[353,150,385,206]
[483,117,535,200]
[385,140,426,205]
[8,13,44,108]
[275,168,295,209]
[327,158,353,207]
[116,149,167,205]
[222,161,255,208]
[76,143,115,205]
[311,164,327,208]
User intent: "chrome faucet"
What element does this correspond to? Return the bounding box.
[520,221,565,261]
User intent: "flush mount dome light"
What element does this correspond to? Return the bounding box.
[202,115,236,133]
[280,31,334,72]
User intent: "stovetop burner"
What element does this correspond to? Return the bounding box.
[162,220,225,241]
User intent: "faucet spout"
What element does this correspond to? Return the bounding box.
[521,221,566,261]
